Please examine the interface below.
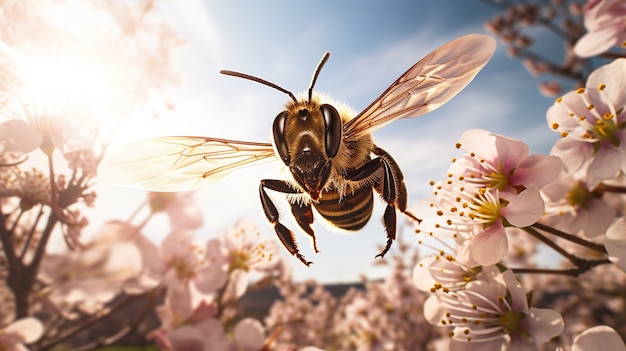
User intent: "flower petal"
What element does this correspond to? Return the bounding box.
[226,269,249,300]
[511,154,563,189]
[606,217,626,272]
[523,308,564,344]
[586,58,626,108]
[412,256,437,292]
[233,318,265,350]
[572,325,626,351]
[502,185,544,227]
[586,143,622,189]
[551,138,594,177]
[581,198,614,238]
[470,222,508,266]
[423,295,447,325]
[574,28,620,57]
[4,318,44,343]
[0,119,43,153]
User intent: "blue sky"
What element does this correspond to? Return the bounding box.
[100,0,564,283]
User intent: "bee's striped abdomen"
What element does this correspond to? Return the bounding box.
[314,186,373,231]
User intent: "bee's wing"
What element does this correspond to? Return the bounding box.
[344,34,496,140]
[97,136,277,192]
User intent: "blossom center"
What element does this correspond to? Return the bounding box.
[591,114,622,147]
[230,250,252,272]
[169,257,197,281]
[486,171,510,191]
[469,189,504,225]
[565,181,596,209]
[499,309,527,335]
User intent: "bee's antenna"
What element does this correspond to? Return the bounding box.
[308,52,330,103]
[220,70,298,103]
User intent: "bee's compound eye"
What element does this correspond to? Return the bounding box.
[273,111,290,164]
[320,104,342,158]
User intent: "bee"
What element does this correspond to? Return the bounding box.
[98,34,496,266]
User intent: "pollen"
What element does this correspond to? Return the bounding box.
[556,97,563,103]
[561,131,568,137]
[455,142,462,149]
[604,112,614,120]
[551,123,559,130]
[598,83,606,91]
[576,88,585,94]
[587,104,594,110]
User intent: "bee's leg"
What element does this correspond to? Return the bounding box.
[346,156,396,259]
[347,146,421,259]
[259,179,312,266]
[372,147,422,225]
[289,201,320,253]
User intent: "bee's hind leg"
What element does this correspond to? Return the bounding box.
[259,179,312,266]
[349,146,421,259]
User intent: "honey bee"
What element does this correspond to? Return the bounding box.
[98,34,496,266]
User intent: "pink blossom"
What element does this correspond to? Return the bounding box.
[433,181,544,265]
[148,192,204,230]
[413,255,481,293]
[451,129,562,199]
[417,129,560,266]
[40,224,143,314]
[209,218,282,299]
[541,171,614,237]
[0,167,51,211]
[538,81,562,97]
[426,268,564,350]
[574,0,626,57]
[0,94,91,155]
[157,229,227,295]
[0,318,44,351]
[547,59,626,188]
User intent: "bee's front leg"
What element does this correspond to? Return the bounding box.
[259,179,313,266]
[289,201,320,253]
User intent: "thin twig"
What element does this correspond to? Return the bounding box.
[532,222,607,254]
[37,293,143,351]
[595,183,626,194]
[513,258,611,277]
[522,225,582,265]
[19,205,45,260]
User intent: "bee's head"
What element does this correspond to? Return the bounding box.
[272,102,342,200]
[220,52,337,200]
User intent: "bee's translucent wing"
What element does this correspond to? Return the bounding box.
[344,34,496,140]
[97,136,277,192]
